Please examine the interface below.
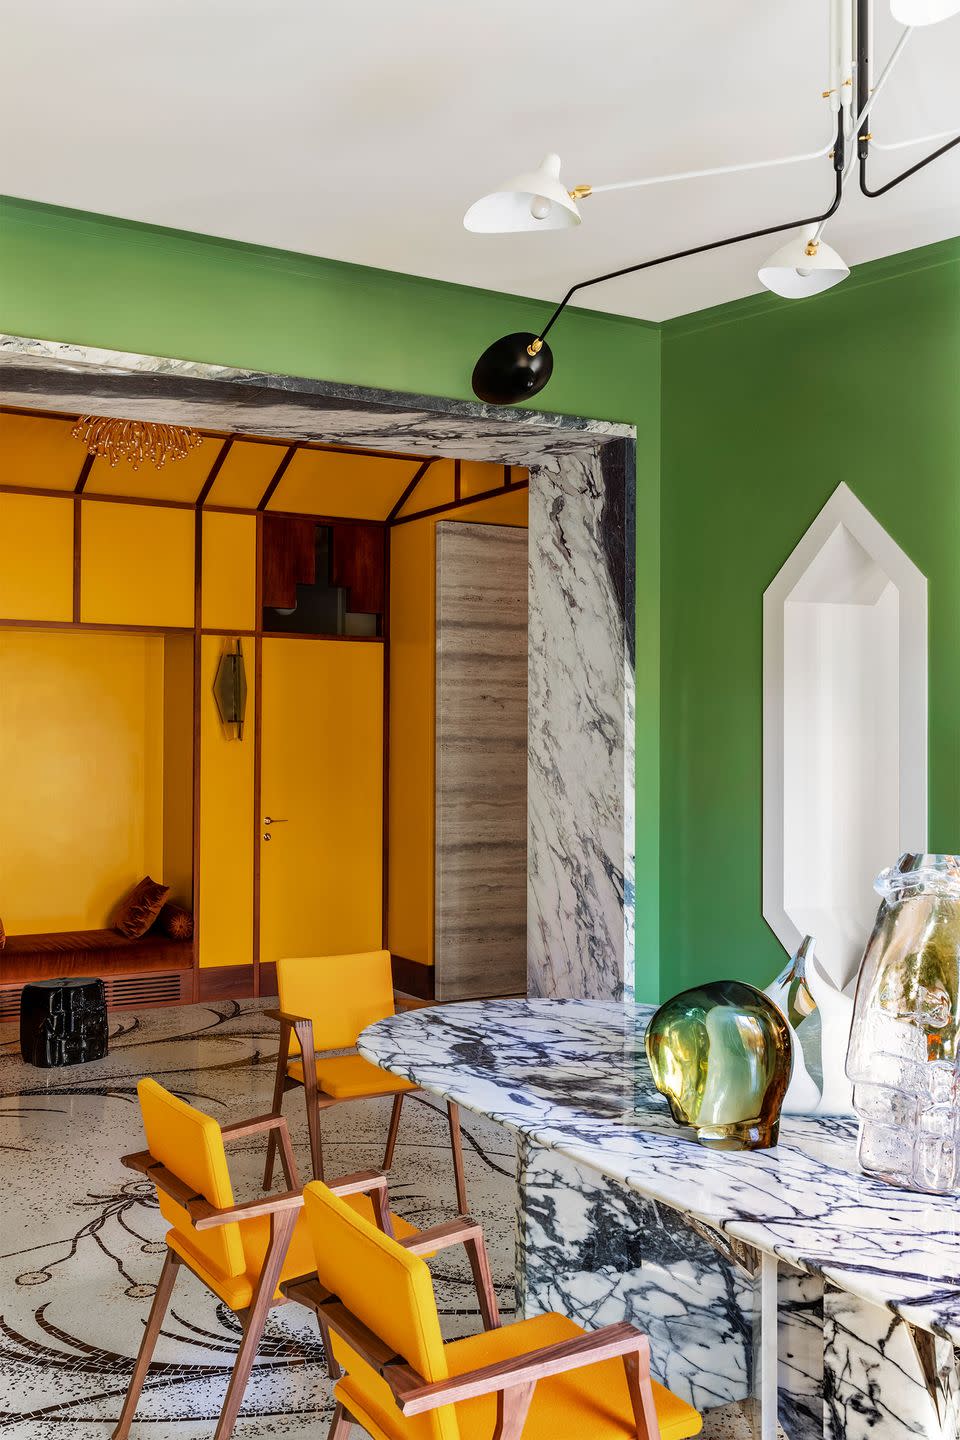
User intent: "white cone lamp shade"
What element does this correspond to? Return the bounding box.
[890,0,960,22]
[758,225,850,299]
[464,153,582,233]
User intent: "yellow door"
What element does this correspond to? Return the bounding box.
[259,638,383,967]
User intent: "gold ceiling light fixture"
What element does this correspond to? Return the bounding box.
[72,415,203,470]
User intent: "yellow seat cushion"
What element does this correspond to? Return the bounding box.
[335,1312,702,1440]
[288,1052,417,1099]
[166,1193,418,1313]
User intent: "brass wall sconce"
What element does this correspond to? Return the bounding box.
[213,639,248,739]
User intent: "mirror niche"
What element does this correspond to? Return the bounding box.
[763,482,928,991]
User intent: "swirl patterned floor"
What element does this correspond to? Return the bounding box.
[0,999,517,1437]
[0,998,765,1438]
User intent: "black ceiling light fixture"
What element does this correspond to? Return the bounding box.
[471,331,554,405]
[468,0,960,406]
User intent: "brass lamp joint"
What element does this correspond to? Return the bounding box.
[527,338,544,356]
[568,184,593,201]
[804,239,820,258]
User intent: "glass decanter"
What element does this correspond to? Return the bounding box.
[847,854,960,1194]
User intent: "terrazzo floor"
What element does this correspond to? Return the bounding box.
[0,999,772,1437]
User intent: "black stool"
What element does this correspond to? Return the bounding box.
[20,977,109,1067]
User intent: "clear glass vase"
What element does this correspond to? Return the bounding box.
[847,853,960,1194]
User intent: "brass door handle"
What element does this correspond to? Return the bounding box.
[262,817,288,825]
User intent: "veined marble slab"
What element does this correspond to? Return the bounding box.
[359,998,960,1346]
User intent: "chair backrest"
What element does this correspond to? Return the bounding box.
[137,1077,246,1281]
[303,1181,459,1440]
[277,950,396,1050]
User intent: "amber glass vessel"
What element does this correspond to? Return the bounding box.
[645,980,792,1150]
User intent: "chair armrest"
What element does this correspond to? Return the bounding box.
[264,1007,313,1028]
[399,1216,480,1256]
[221,1113,293,1139]
[120,1148,155,1175]
[187,1188,304,1230]
[329,1169,390,1199]
[386,1322,649,1415]
[321,1299,405,1370]
[122,1152,203,1207]
[401,1216,500,1331]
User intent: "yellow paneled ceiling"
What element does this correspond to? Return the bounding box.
[0,408,524,521]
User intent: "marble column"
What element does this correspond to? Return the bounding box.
[527,442,635,1002]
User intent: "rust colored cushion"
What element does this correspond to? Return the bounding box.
[114,876,170,940]
[157,902,194,941]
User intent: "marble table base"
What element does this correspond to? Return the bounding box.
[516,1141,959,1439]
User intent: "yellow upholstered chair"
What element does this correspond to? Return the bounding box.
[291,1181,703,1440]
[264,951,468,1210]
[113,1079,421,1440]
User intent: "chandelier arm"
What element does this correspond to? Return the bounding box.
[534,117,845,347]
[587,131,838,197]
[872,126,960,151]
[860,130,960,195]
[854,0,956,196]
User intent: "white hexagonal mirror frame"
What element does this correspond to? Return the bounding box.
[763,482,928,990]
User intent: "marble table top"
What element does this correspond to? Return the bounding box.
[360,998,960,1343]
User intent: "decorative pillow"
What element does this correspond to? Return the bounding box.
[114,877,170,940]
[157,902,194,941]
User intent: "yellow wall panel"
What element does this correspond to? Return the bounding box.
[86,437,223,503]
[0,493,74,621]
[453,488,528,526]
[269,449,419,520]
[397,459,454,517]
[199,635,255,967]
[81,500,195,628]
[206,442,281,509]
[387,522,435,967]
[0,628,164,932]
[162,634,195,907]
[259,638,382,965]
[0,412,83,490]
[202,512,256,631]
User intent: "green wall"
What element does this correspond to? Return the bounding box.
[0,195,662,1000]
[660,236,960,995]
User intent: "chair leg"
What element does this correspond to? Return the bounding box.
[447,1100,469,1214]
[328,1401,354,1439]
[263,1020,292,1189]
[493,1381,535,1440]
[212,1208,299,1440]
[295,1019,325,1181]
[382,1092,404,1170]
[110,1248,180,1439]
[623,1347,660,1440]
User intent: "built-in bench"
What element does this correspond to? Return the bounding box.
[1,929,194,1021]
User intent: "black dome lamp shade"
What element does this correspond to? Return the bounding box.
[471,332,554,406]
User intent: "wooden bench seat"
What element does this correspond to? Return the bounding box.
[1,930,193,986]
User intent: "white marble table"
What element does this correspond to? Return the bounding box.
[360,998,960,1440]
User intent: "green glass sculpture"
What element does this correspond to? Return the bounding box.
[645,980,793,1150]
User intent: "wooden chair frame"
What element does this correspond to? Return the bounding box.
[262,1007,468,1212]
[293,1247,661,1440]
[111,1113,393,1440]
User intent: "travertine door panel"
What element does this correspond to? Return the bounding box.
[435,521,527,999]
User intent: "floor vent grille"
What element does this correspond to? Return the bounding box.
[0,971,190,1025]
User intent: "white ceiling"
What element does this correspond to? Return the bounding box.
[2,1,958,322]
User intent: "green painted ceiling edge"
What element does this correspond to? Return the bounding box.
[3,193,954,347]
[663,232,960,338]
[0,193,660,336]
